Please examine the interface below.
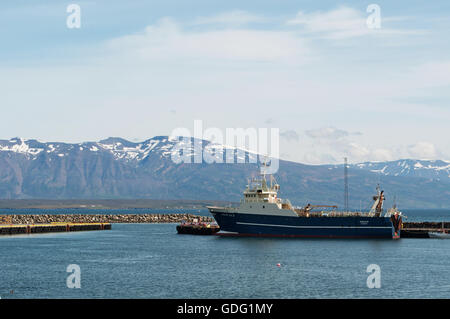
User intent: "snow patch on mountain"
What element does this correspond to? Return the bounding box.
[0,138,44,157]
[352,159,450,181]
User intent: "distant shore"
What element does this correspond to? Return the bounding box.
[3,214,215,224]
[0,199,233,210]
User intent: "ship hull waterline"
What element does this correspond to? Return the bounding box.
[209,209,397,239]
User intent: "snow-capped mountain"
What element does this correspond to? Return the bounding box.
[0,136,184,162]
[351,159,450,181]
[0,137,449,208]
[0,136,258,163]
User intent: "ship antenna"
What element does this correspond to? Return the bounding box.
[261,156,269,177]
[344,157,349,212]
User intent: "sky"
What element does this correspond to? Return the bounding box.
[0,0,449,164]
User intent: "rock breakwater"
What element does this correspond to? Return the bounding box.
[3,214,214,225]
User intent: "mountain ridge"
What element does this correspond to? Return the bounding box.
[0,136,449,209]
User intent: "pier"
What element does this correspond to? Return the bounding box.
[402,222,449,238]
[0,222,111,236]
[0,213,213,236]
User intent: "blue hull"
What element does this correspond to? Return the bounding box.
[210,211,396,239]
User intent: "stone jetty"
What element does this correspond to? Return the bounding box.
[0,223,111,235]
[403,221,449,229]
[3,214,214,225]
[401,221,450,238]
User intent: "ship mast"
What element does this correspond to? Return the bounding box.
[260,157,269,190]
[259,157,278,193]
[344,157,349,213]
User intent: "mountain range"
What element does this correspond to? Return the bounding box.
[0,137,449,209]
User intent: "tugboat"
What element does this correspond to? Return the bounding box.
[176,219,220,235]
[208,165,402,239]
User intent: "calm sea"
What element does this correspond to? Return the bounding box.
[0,209,449,299]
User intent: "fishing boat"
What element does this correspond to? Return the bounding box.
[207,164,402,239]
[176,219,220,235]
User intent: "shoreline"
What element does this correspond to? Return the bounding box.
[0,199,233,210]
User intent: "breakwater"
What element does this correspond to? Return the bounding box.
[2,214,214,225]
[401,221,450,238]
[403,221,449,229]
[0,223,111,235]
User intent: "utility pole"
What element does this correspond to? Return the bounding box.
[344,157,349,212]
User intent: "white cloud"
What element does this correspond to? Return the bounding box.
[105,18,311,63]
[287,6,423,40]
[410,61,450,87]
[290,130,444,164]
[305,127,350,140]
[279,127,395,164]
[406,142,438,159]
[345,143,394,162]
[287,7,365,37]
[280,130,300,142]
[192,10,267,26]
[370,148,394,162]
[302,152,337,165]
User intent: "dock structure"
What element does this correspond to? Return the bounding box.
[0,222,111,236]
[401,222,449,238]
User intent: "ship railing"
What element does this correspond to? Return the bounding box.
[296,211,377,218]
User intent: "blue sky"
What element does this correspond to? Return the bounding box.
[1,1,449,164]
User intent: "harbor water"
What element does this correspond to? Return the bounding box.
[0,209,449,299]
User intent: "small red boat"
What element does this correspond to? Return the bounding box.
[176,220,220,235]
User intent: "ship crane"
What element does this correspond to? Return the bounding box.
[369,185,385,217]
